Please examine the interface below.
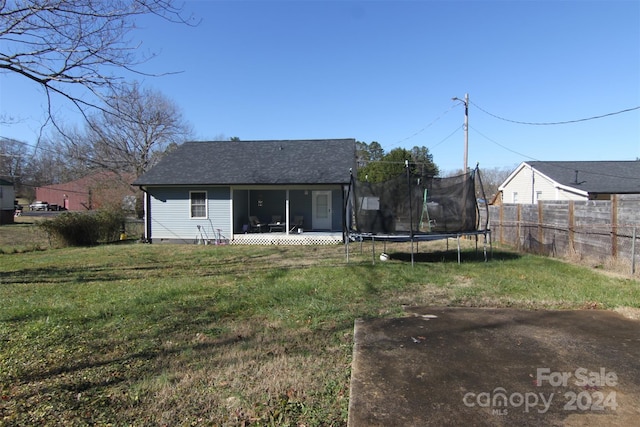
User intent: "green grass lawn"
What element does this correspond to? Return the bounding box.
[1,242,639,426]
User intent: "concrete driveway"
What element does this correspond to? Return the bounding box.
[348,307,640,426]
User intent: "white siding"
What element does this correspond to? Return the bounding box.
[148,186,231,241]
[501,164,587,204]
[501,164,536,204]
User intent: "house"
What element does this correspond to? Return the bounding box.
[0,178,16,225]
[498,161,640,204]
[133,139,357,244]
[35,171,137,211]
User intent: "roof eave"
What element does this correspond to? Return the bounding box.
[498,161,529,191]
[554,182,589,197]
[135,181,350,187]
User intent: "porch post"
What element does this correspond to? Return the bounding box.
[285,189,290,234]
[230,187,234,239]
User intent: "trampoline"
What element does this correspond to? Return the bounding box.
[344,161,491,265]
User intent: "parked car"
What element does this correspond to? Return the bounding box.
[29,201,49,211]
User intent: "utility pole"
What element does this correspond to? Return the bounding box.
[452,93,471,229]
[452,93,469,174]
[463,93,469,175]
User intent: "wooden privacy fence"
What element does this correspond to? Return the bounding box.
[485,195,640,273]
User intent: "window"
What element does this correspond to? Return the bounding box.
[512,192,518,203]
[190,191,207,218]
[535,191,543,204]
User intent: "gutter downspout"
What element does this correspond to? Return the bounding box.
[146,190,152,242]
[138,186,151,243]
[531,165,535,204]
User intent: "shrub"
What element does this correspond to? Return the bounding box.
[39,210,126,247]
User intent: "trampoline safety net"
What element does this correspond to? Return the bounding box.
[353,168,481,235]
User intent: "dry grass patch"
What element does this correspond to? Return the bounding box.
[1,242,639,425]
[0,219,49,253]
[144,323,353,425]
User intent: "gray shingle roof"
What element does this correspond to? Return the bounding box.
[134,139,356,186]
[529,161,640,194]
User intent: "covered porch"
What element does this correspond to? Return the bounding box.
[230,185,348,241]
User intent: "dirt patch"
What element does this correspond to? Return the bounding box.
[614,306,640,321]
[349,307,640,426]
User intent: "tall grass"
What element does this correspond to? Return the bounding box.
[1,243,638,425]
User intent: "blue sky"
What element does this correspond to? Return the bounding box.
[1,0,639,173]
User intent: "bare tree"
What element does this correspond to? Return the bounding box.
[0,136,70,198]
[37,129,96,181]
[0,0,195,129]
[0,137,26,180]
[477,165,515,201]
[83,82,193,176]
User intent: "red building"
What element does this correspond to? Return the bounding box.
[35,172,137,211]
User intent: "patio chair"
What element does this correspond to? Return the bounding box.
[289,215,304,232]
[269,215,284,232]
[249,216,267,233]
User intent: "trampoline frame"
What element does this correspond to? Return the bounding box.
[346,229,492,265]
[344,162,492,265]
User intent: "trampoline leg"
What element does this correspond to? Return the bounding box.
[483,233,487,262]
[457,235,461,264]
[346,237,349,263]
[372,237,376,265]
[411,237,414,267]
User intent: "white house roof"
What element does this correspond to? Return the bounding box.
[500,161,640,195]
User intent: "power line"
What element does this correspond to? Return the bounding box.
[1,136,56,156]
[470,101,640,126]
[470,125,640,182]
[470,125,539,161]
[389,104,457,148]
[429,125,463,151]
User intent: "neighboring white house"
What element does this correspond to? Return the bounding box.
[498,161,640,204]
[0,178,16,225]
